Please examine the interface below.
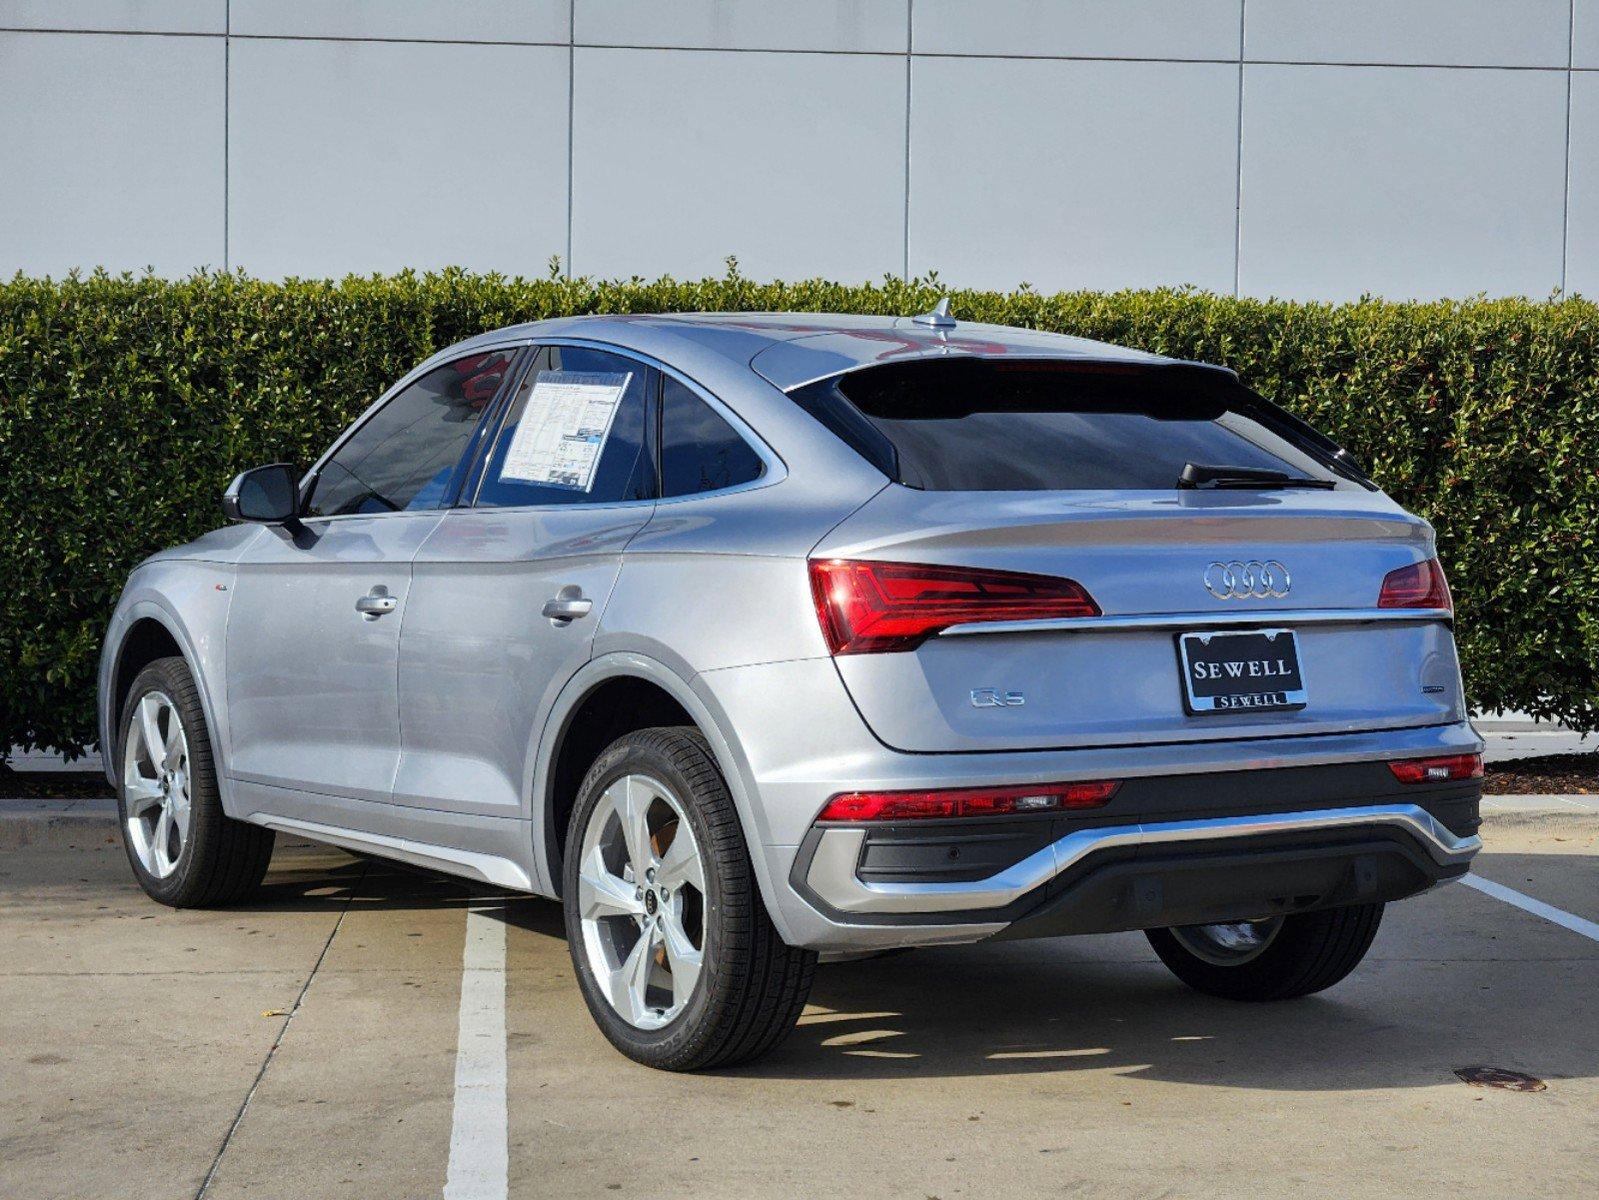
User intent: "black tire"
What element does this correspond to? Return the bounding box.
[1146,903,1384,1001]
[562,726,816,1071]
[116,657,275,907]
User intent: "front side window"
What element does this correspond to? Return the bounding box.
[659,376,765,497]
[474,345,653,508]
[787,358,1353,492]
[306,350,514,516]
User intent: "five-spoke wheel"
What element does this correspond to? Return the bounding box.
[562,727,816,1070]
[122,690,191,879]
[116,656,275,907]
[575,773,708,1030]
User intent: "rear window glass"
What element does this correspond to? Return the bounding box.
[787,358,1349,492]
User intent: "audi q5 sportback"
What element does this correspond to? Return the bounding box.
[99,308,1483,1069]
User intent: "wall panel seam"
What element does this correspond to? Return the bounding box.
[223,0,230,271]
[1561,0,1575,293]
[565,0,575,277]
[903,0,912,283]
[1233,0,1245,298]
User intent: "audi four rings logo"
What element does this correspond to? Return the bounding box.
[1204,559,1291,600]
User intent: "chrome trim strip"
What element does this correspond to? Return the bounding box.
[941,607,1452,638]
[806,803,1481,915]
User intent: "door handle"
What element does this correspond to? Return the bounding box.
[355,588,398,619]
[542,593,594,624]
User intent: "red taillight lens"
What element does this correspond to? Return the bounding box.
[1387,753,1482,784]
[816,780,1120,822]
[1378,557,1453,613]
[808,559,1100,655]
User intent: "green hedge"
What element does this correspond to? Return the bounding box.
[2,267,1596,758]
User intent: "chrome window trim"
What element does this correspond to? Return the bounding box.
[806,803,1481,915]
[939,607,1453,638]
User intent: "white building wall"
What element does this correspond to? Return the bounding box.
[1,0,1591,300]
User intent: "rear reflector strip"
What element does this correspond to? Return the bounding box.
[809,558,1100,655]
[1387,753,1482,784]
[816,780,1120,823]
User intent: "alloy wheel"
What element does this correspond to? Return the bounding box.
[122,691,191,880]
[1169,917,1284,966]
[575,773,707,1030]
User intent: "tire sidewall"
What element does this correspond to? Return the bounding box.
[116,658,218,905]
[562,731,731,1066]
[1147,903,1384,1001]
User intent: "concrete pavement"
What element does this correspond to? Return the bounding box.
[1,813,1595,1200]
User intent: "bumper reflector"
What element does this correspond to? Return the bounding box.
[1387,753,1483,784]
[816,780,1120,823]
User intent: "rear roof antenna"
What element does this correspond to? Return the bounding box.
[911,297,957,329]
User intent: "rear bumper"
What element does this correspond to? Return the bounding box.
[777,755,1480,949]
[800,802,1475,929]
[694,656,1482,950]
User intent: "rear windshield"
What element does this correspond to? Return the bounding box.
[787,358,1363,491]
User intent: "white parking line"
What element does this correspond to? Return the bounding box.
[1462,876,1599,944]
[443,905,508,1200]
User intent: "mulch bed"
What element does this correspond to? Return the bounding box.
[1482,753,1599,796]
[6,754,1598,802]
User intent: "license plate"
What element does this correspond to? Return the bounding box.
[1178,628,1306,715]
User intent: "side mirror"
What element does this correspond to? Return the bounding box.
[222,463,301,524]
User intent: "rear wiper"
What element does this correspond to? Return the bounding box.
[1178,462,1336,490]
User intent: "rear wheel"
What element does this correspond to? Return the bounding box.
[1146,903,1384,1001]
[563,727,815,1070]
[117,657,275,907]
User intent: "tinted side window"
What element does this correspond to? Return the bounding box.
[307,350,513,516]
[659,376,765,497]
[474,346,653,508]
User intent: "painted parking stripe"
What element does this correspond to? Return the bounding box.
[443,905,508,1200]
[1462,876,1599,944]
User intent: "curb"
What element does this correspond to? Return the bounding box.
[0,803,121,851]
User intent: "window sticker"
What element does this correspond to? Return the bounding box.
[498,370,631,490]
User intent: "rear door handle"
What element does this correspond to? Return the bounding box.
[542,594,594,624]
[355,588,398,619]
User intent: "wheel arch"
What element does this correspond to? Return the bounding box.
[532,652,794,941]
[109,618,183,751]
[100,595,236,814]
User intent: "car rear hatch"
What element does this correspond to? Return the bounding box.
[794,356,1465,754]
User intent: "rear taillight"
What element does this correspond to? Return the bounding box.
[808,559,1100,655]
[816,780,1120,822]
[1378,557,1453,613]
[1387,753,1482,784]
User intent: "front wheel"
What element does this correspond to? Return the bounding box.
[1146,903,1384,1001]
[117,656,275,907]
[562,727,815,1070]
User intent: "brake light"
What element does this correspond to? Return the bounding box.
[1378,558,1453,613]
[808,559,1100,655]
[816,780,1120,822]
[1387,753,1482,784]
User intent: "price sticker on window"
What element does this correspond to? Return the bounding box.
[499,370,631,491]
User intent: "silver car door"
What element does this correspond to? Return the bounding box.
[224,348,517,809]
[391,344,657,819]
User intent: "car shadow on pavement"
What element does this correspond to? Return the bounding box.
[238,845,1597,1092]
[735,924,1598,1089]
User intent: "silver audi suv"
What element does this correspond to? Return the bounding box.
[98,307,1483,1069]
